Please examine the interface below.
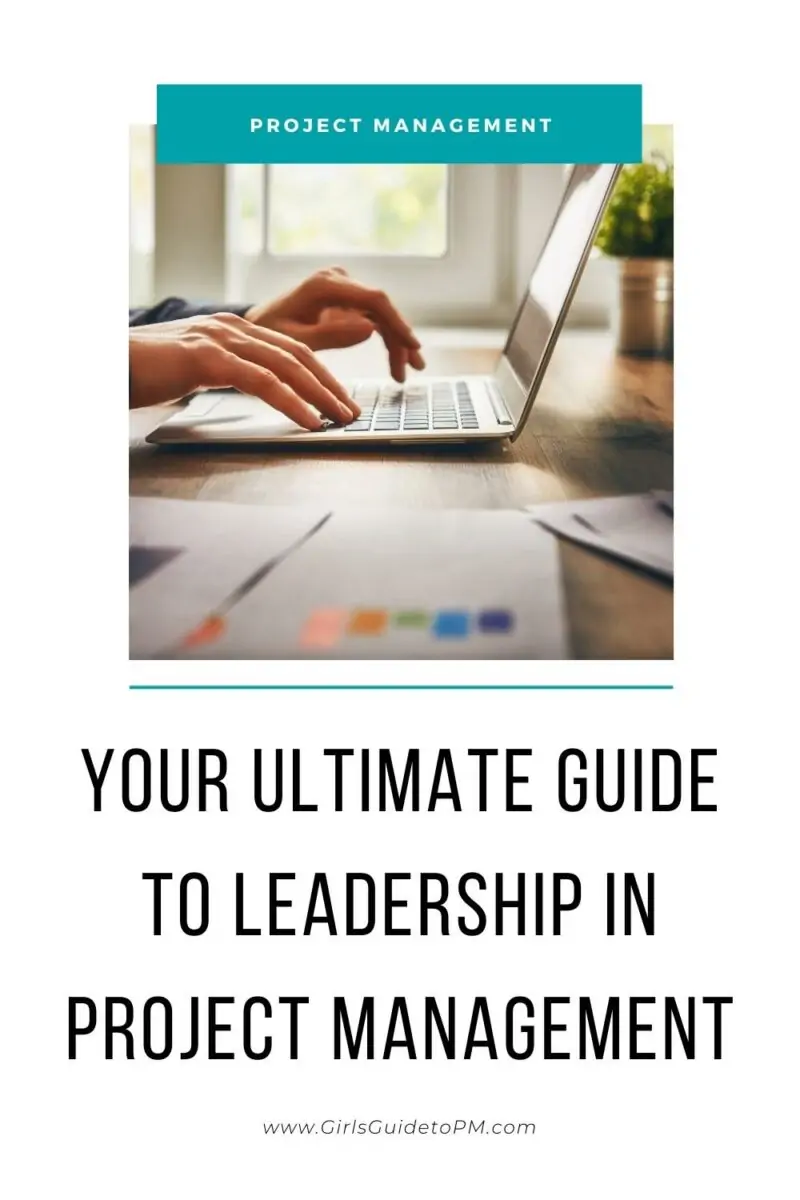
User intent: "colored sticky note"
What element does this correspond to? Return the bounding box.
[432,610,470,639]
[348,609,389,636]
[394,610,430,630]
[478,609,515,634]
[299,608,347,648]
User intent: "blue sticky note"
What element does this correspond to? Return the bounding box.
[433,611,470,639]
[478,609,514,633]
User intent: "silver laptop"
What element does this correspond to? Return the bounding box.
[149,164,621,448]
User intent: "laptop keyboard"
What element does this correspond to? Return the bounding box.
[342,380,478,433]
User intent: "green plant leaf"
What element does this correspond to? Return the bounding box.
[595,162,674,258]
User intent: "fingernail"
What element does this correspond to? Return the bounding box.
[337,400,353,420]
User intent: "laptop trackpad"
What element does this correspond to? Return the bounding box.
[155,392,306,440]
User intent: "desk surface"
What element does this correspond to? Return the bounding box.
[130,330,673,660]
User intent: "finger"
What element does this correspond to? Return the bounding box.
[387,341,408,383]
[298,316,376,351]
[313,276,421,350]
[383,332,429,381]
[318,305,355,323]
[209,350,324,431]
[383,338,424,376]
[230,323,360,417]
[268,346,358,422]
[227,335,357,423]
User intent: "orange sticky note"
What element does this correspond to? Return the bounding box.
[347,609,389,636]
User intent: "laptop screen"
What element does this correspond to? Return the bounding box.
[502,164,619,411]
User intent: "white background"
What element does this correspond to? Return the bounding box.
[3,2,798,1196]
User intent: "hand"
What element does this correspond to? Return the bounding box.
[128,313,360,429]
[245,267,426,383]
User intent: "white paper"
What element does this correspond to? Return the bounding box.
[130,498,330,658]
[527,492,674,579]
[130,498,568,660]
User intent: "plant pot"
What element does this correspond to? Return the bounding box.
[613,258,673,359]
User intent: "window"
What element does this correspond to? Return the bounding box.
[225,163,522,325]
[266,164,449,256]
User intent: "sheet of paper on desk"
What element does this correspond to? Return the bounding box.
[130,498,331,658]
[130,498,568,660]
[526,492,674,580]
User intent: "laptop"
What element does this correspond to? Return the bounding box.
[149,164,622,448]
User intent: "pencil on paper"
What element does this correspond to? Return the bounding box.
[173,513,333,654]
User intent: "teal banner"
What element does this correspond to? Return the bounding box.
[156,84,642,164]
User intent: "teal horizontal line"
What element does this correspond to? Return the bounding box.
[130,684,672,692]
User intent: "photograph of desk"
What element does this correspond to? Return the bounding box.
[130,330,673,659]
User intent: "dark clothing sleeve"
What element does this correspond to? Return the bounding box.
[129,297,251,326]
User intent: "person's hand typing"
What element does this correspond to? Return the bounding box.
[245,267,425,383]
[128,312,360,429]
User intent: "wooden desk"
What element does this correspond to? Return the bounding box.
[130,330,673,659]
